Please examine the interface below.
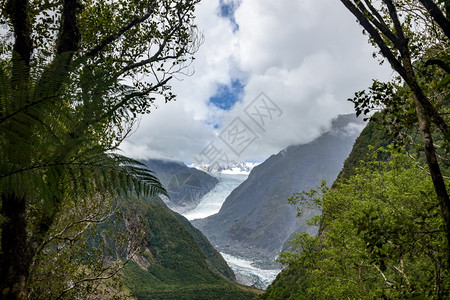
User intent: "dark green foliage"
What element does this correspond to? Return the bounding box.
[335,113,392,182]
[27,196,136,299]
[120,195,257,299]
[173,213,235,280]
[1,1,202,297]
[263,149,449,299]
[124,262,256,300]
[256,266,308,300]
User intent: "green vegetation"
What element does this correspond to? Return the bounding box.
[0,0,202,297]
[262,149,449,299]
[119,196,257,299]
[341,0,450,265]
[335,114,392,181]
[258,3,450,298]
[124,261,257,300]
[2,0,449,298]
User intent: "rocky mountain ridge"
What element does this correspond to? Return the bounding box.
[190,161,259,175]
[193,114,365,267]
[141,159,218,213]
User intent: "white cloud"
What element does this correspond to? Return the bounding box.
[122,0,392,163]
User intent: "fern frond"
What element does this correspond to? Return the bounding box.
[0,52,166,208]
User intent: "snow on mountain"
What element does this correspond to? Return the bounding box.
[188,161,260,175]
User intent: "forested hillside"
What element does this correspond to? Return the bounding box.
[259,2,450,296]
[119,195,258,299]
[1,0,448,298]
[260,119,449,299]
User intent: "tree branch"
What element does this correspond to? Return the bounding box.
[382,0,409,49]
[419,0,450,40]
[98,75,172,122]
[341,0,449,140]
[357,0,398,43]
[56,0,82,54]
[6,0,32,67]
[425,58,450,73]
[35,0,82,97]
[121,5,190,74]
[6,0,32,97]
[339,0,408,79]
[374,264,394,286]
[83,5,157,59]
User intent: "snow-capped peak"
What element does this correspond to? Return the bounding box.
[188,161,259,175]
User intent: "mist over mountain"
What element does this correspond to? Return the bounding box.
[141,159,218,213]
[193,114,364,267]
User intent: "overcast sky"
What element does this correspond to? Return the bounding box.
[121,0,392,164]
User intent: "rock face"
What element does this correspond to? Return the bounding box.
[235,273,265,290]
[141,159,218,213]
[193,114,364,267]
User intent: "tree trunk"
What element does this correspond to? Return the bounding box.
[0,193,30,299]
[401,55,450,270]
[412,95,450,270]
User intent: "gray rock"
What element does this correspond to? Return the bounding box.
[235,273,265,290]
[141,159,218,213]
[193,114,364,267]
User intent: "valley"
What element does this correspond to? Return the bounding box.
[180,172,282,289]
[191,114,363,271]
[148,114,366,290]
[2,0,446,298]
[183,173,248,221]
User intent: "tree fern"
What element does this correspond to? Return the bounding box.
[0,53,167,298]
[1,1,201,297]
[0,56,167,202]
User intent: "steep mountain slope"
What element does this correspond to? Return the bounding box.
[120,195,258,299]
[260,117,391,299]
[141,159,218,213]
[193,114,364,266]
[334,114,393,182]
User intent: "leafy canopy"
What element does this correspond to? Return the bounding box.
[274,149,449,299]
[0,0,201,297]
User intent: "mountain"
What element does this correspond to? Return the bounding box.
[193,114,364,267]
[119,194,259,299]
[140,159,218,213]
[259,117,395,299]
[190,161,259,175]
[334,114,393,183]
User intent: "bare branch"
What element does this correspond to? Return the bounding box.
[419,0,450,39]
[340,0,407,78]
[373,264,394,286]
[393,259,410,287]
[357,0,398,43]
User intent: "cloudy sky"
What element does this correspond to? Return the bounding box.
[121,0,392,164]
